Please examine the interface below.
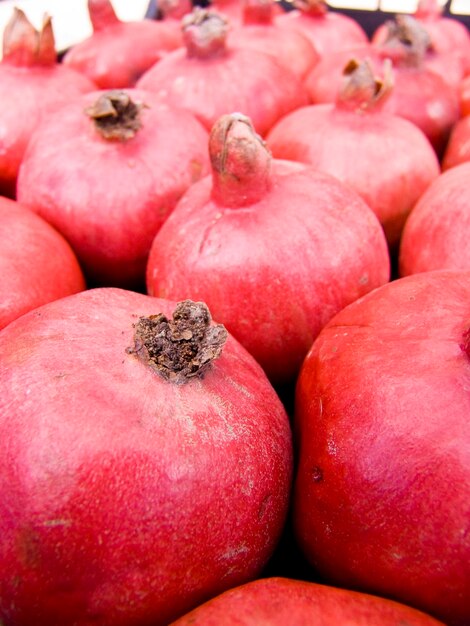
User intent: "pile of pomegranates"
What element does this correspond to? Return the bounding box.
[1,1,469,625]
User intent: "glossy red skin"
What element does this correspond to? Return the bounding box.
[275,9,368,57]
[442,115,470,170]
[63,20,183,89]
[136,46,309,136]
[0,196,85,329]
[146,162,390,387]
[294,270,470,626]
[0,287,293,626]
[0,64,95,198]
[305,46,460,156]
[16,89,210,289]
[266,103,440,248]
[170,577,446,625]
[400,163,470,275]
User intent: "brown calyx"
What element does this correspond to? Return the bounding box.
[379,14,432,66]
[182,8,229,58]
[210,113,272,207]
[337,58,394,113]
[2,8,56,67]
[127,301,228,384]
[85,91,145,141]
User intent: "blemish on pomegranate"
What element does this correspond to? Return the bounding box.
[258,494,272,520]
[311,466,323,482]
[460,327,470,357]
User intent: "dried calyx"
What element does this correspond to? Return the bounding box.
[182,8,229,58]
[85,91,145,141]
[380,14,432,65]
[337,58,394,113]
[210,113,272,207]
[127,301,228,384]
[2,8,56,67]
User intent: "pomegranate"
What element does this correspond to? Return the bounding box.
[305,15,460,156]
[373,0,470,75]
[267,59,440,248]
[399,163,470,275]
[442,114,470,170]
[63,0,184,89]
[136,8,308,136]
[0,196,85,330]
[0,289,293,626]
[170,577,445,625]
[0,8,95,198]
[370,12,465,89]
[16,89,210,289]
[294,269,470,626]
[228,0,319,80]
[146,113,390,387]
[275,0,368,57]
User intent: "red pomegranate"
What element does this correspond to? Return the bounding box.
[0,196,85,330]
[399,163,470,275]
[294,269,470,626]
[0,288,293,626]
[0,8,95,198]
[146,113,390,386]
[63,0,184,89]
[170,577,445,625]
[16,89,210,289]
[305,15,460,156]
[266,58,440,248]
[275,0,368,57]
[136,8,308,136]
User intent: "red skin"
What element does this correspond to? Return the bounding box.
[0,196,85,329]
[294,270,470,626]
[459,74,470,116]
[399,163,470,275]
[146,115,390,387]
[16,89,210,289]
[170,577,446,625]
[442,115,470,170]
[0,288,293,626]
[266,102,440,248]
[211,0,284,24]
